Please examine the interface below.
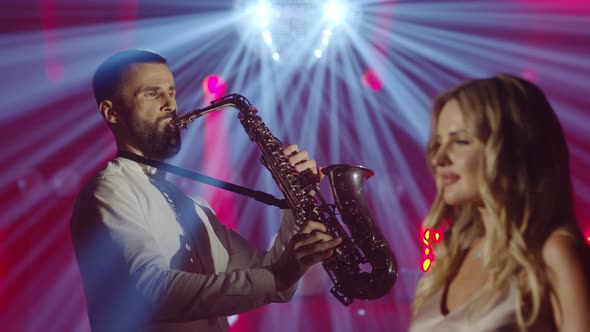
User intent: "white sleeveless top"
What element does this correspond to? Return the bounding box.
[408,285,520,332]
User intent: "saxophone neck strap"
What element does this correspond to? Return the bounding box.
[116,150,289,209]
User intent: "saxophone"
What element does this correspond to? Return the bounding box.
[171,94,397,305]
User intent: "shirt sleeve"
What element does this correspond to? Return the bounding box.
[70,176,297,324]
[192,197,301,301]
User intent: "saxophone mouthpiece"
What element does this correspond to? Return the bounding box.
[170,120,183,128]
[170,115,193,129]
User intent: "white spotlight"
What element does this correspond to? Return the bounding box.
[234,0,361,65]
[256,2,270,17]
[256,2,271,28]
[325,1,347,25]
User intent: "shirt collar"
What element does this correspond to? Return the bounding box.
[116,155,167,181]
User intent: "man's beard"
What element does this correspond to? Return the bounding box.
[127,116,181,160]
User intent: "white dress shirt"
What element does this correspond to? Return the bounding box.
[70,157,299,331]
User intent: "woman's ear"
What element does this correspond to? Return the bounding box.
[99,100,118,124]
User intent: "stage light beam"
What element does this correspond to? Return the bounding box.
[262,30,272,45]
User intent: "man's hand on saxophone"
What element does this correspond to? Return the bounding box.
[268,144,341,292]
[282,143,324,196]
[270,221,342,292]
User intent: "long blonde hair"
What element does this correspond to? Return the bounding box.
[413,74,577,330]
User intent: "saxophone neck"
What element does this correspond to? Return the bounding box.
[170,93,253,128]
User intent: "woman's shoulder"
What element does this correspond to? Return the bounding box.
[540,226,589,304]
[541,226,589,273]
[540,225,590,329]
[541,225,589,266]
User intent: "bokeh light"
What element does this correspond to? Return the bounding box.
[420,228,442,272]
[202,74,227,98]
[361,69,382,91]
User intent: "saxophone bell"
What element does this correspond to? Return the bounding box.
[320,164,397,304]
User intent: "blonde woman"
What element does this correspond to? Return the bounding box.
[409,74,590,331]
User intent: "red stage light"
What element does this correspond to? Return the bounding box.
[420,227,443,272]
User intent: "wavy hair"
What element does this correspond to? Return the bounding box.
[412,74,577,330]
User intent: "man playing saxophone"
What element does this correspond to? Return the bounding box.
[69,49,342,332]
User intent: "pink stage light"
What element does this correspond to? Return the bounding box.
[520,68,538,82]
[40,0,64,82]
[45,63,65,82]
[202,75,227,98]
[201,90,237,229]
[361,69,382,91]
[517,0,586,4]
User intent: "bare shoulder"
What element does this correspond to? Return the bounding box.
[542,228,589,270]
[541,227,590,330]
